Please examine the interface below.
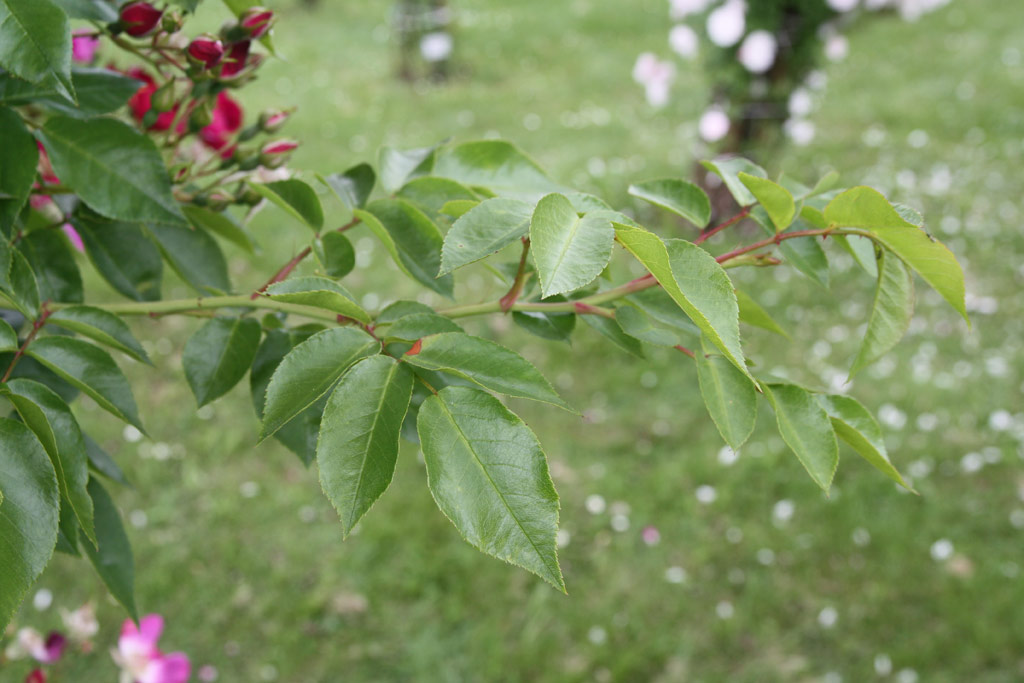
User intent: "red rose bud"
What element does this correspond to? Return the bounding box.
[119,1,163,37]
[259,139,298,167]
[187,35,225,69]
[258,109,290,132]
[219,40,251,79]
[239,7,275,39]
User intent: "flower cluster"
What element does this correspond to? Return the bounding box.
[634,0,953,148]
[41,2,298,213]
[3,603,98,682]
[3,605,191,683]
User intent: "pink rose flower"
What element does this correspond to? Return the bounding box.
[112,615,191,683]
[72,30,99,63]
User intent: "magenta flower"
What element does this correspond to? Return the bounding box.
[112,615,191,683]
[119,2,163,38]
[72,30,99,63]
[239,7,275,39]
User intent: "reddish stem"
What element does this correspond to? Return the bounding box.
[673,344,696,359]
[2,306,52,383]
[715,228,832,264]
[251,216,361,299]
[694,207,750,245]
[499,238,530,313]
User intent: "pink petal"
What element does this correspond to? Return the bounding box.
[142,652,191,683]
[62,224,84,252]
[120,615,164,658]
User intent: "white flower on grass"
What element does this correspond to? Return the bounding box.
[632,53,676,108]
[824,34,849,61]
[930,538,954,562]
[698,106,731,142]
[788,87,813,116]
[715,600,734,619]
[772,499,795,524]
[706,0,746,47]
[695,484,717,504]
[669,0,711,20]
[737,30,777,73]
[585,494,607,514]
[669,24,699,59]
[818,606,838,628]
[874,653,893,676]
[33,588,53,611]
[784,118,816,146]
[419,32,453,62]
[827,0,860,11]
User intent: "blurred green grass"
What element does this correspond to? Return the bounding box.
[9,0,1024,681]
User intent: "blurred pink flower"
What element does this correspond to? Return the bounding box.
[61,602,99,642]
[642,525,661,546]
[62,224,84,252]
[112,615,191,683]
[72,30,99,63]
[7,628,65,664]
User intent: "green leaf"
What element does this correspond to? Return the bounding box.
[37,117,186,226]
[530,195,614,298]
[3,249,40,318]
[378,144,436,193]
[5,378,94,544]
[403,331,572,411]
[317,355,413,536]
[439,197,533,275]
[183,317,261,407]
[512,299,575,343]
[76,216,162,301]
[375,300,436,325]
[0,68,140,119]
[439,199,478,219]
[614,304,689,348]
[0,106,38,233]
[266,276,370,323]
[695,341,757,450]
[249,179,324,232]
[81,477,136,620]
[833,234,878,277]
[701,157,766,207]
[763,383,838,492]
[0,318,17,351]
[628,178,710,228]
[319,162,375,215]
[816,394,910,489]
[739,173,795,231]
[361,199,453,298]
[144,220,231,295]
[51,0,116,21]
[311,232,355,279]
[382,313,462,342]
[260,327,378,441]
[613,223,749,379]
[580,314,645,357]
[849,249,914,377]
[824,187,966,321]
[432,140,563,201]
[397,177,478,217]
[183,205,254,254]
[417,386,564,591]
[84,434,130,487]
[735,288,789,339]
[27,336,143,431]
[0,0,74,101]
[18,230,83,303]
[250,329,323,465]
[625,288,700,338]
[0,417,58,631]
